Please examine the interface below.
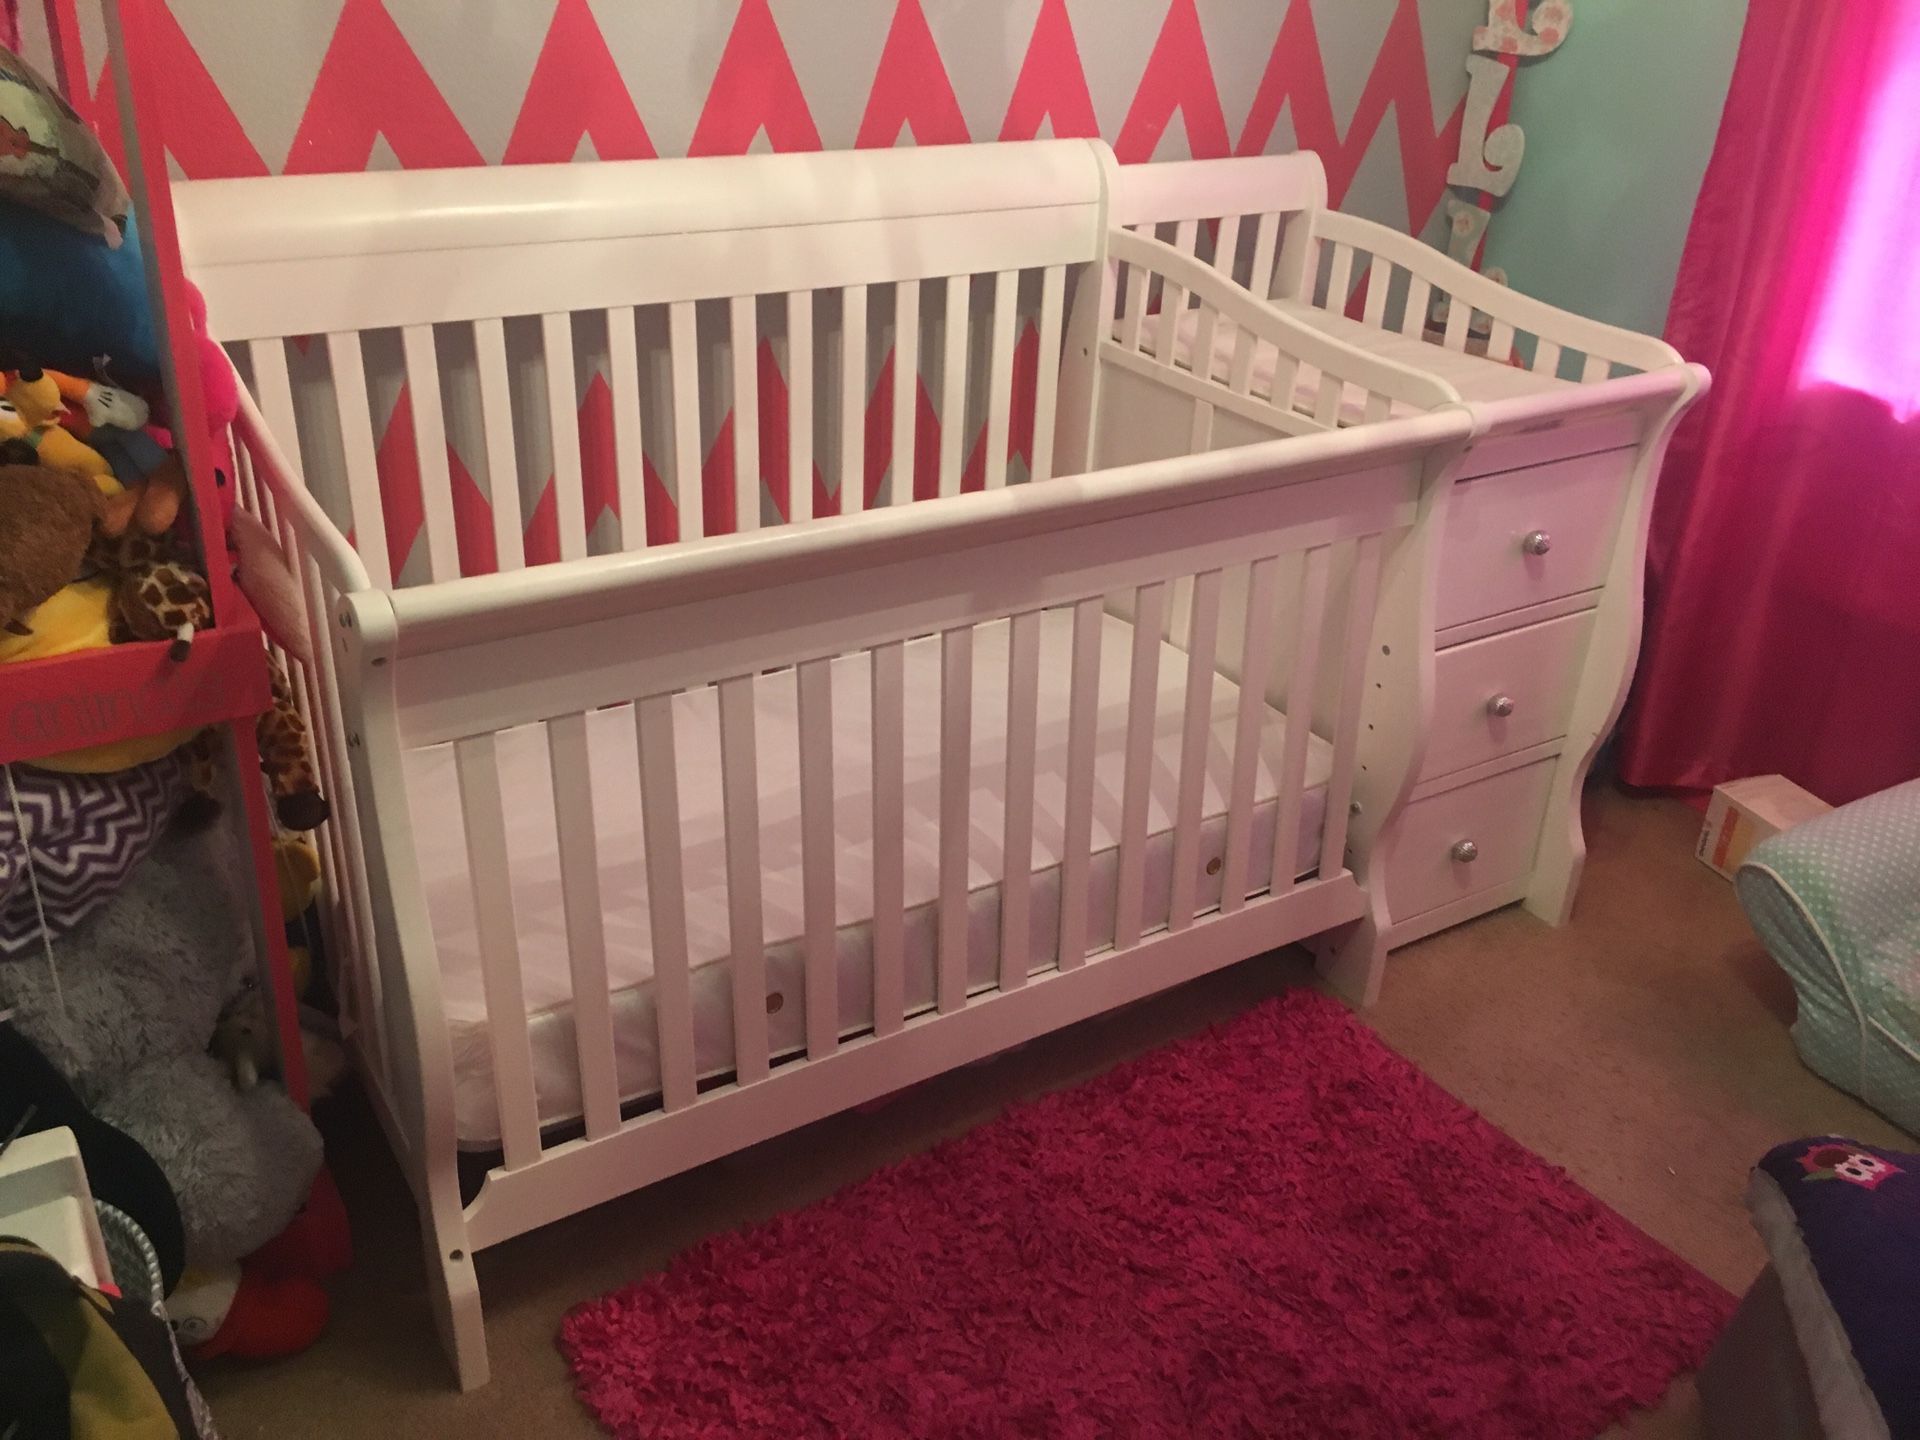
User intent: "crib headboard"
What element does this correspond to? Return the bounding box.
[175,140,1110,587]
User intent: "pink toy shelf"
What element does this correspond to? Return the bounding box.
[4,0,307,1105]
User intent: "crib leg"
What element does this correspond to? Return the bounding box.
[423,1223,489,1390]
[1523,784,1586,929]
[1311,915,1389,1008]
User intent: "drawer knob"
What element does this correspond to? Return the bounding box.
[1487,693,1516,718]
[1522,529,1553,557]
[1450,839,1480,864]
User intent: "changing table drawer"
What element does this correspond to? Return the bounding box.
[1436,450,1632,630]
[1384,759,1556,921]
[1423,609,1593,780]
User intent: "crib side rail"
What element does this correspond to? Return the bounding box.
[1303,210,1684,381]
[338,408,1470,1248]
[1102,228,1460,443]
[229,382,411,1141]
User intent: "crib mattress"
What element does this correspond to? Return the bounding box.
[1154,303,1573,421]
[403,610,1334,1146]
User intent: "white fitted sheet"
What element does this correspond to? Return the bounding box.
[403,610,1334,1146]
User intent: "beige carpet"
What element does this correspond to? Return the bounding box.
[199,788,1912,1438]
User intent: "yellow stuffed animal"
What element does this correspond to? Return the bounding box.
[4,366,120,492]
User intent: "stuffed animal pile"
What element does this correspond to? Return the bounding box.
[2,35,348,1365]
[0,352,330,828]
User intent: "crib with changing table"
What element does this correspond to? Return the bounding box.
[170,137,1703,1388]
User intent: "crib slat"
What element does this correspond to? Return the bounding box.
[473,317,526,572]
[1113,581,1167,951]
[607,305,648,549]
[938,626,973,1013]
[1030,265,1066,484]
[787,290,814,524]
[936,275,970,499]
[1319,535,1383,878]
[730,295,760,533]
[718,676,770,1084]
[1057,597,1104,970]
[1401,275,1433,340]
[669,299,704,540]
[1313,369,1344,428]
[1325,242,1355,314]
[1000,610,1041,989]
[891,280,920,507]
[1118,225,1149,353]
[325,331,392,587]
[235,436,264,535]
[454,735,541,1169]
[1249,212,1281,299]
[796,657,837,1058]
[540,312,588,561]
[244,341,299,469]
[1362,255,1390,328]
[1362,390,1393,424]
[839,284,868,516]
[1581,353,1612,384]
[870,641,907,1034]
[400,325,460,582]
[1168,569,1223,931]
[636,695,696,1112]
[1227,321,1258,396]
[982,271,1017,490]
[1270,545,1332,893]
[1532,338,1563,380]
[1220,556,1281,913]
[1154,218,1200,366]
[1212,214,1243,279]
[283,647,364,1043]
[1442,294,1471,352]
[546,713,620,1141]
[1191,294,1221,390]
[1486,319,1515,366]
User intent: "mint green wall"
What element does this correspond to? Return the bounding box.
[1482,0,1749,338]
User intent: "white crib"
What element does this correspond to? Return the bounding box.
[175,138,1699,1389]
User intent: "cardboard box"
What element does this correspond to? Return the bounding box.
[1698,775,1832,878]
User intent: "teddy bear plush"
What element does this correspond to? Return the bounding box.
[0,443,102,635]
[0,816,322,1268]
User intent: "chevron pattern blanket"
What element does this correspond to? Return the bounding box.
[0,755,190,959]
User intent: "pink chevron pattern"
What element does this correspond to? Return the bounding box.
[56,0,1486,581]
[0,752,192,957]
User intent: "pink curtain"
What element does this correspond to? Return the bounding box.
[1618,0,1920,805]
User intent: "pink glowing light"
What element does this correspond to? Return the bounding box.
[1802,6,1920,421]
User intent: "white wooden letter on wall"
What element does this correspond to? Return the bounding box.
[1474,0,1573,59]
[1447,53,1527,198]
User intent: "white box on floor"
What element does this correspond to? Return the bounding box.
[0,1126,108,1287]
[1698,776,1832,878]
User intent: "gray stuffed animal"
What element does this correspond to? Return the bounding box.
[0,820,322,1267]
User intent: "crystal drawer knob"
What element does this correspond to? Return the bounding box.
[1522,530,1552,557]
[1487,694,1516,718]
[1450,839,1480,864]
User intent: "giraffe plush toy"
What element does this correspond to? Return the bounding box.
[92,528,331,832]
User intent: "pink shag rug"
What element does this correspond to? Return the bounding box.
[562,990,1732,1438]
